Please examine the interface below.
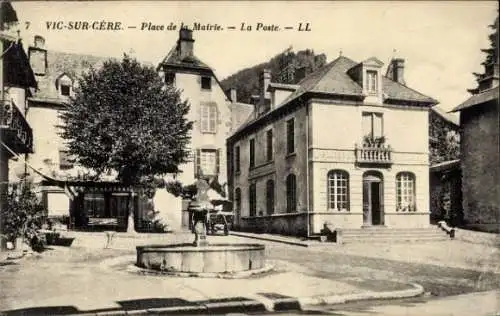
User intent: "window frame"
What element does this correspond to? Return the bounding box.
[249,183,257,217]
[201,76,212,90]
[234,145,240,173]
[200,102,217,133]
[286,174,297,213]
[266,179,275,215]
[286,118,295,154]
[165,72,176,86]
[249,138,255,169]
[366,70,378,94]
[266,129,273,162]
[362,112,384,139]
[60,84,71,96]
[396,172,416,212]
[327,170,350,211]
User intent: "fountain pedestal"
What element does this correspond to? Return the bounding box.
[192,209,209,247]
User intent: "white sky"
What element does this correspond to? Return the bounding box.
[13,1,498,111]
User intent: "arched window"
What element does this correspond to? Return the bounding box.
[249,184,256,217]
[266,179,274,215]
[328,170,349,211]
[234,188,241,214]
[286,174,297,213]
[396,172,416,211]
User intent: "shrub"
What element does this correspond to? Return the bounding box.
[1,182,45,251]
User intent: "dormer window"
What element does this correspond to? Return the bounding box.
[60,84,71,96]
[201,76,212,90]
[366,70,378,93]
[56,73,73,97]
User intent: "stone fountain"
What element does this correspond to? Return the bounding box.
[136,178,265,274]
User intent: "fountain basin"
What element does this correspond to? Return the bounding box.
[136,243,265,273]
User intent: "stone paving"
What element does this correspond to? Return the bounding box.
[1,230,498,315]
[0,232,417,315]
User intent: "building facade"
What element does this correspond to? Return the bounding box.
[21,37,153,232]
[227,56,437,236]
[451,58,499,232]
[157,29,232,227]
[1,2,38,248]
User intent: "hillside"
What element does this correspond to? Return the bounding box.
[220,48,327,103]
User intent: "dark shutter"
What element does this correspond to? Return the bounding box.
[216,149,220,175]
[194,149,201,178]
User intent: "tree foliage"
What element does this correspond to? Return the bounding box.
[221,48,327,103]
[1,182,45,251]
[470,13,499,94]
[59,55,193,186]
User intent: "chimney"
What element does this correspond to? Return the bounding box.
[259,69,271,110]
[34,35,45,48]
[177,27,194,61]
[388,58,405,85]
[29,35,47,76]
[230,88,237,102]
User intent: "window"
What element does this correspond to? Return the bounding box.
[234,146,240,173]
[396,172,416,212]
[286,118,295,154]
[266,179,275,215]
[266,129,273,161]
[286,174,297,213]
[366,70,378,93]
[200,102,217,133]
[328,170,349,211]
[234,188,241,216]
[83,193,105,218]
[249,138,255,168]
[362,112,383,139]
[59,150,73,170]
[60,84,71,96]
[201,76,212,90]
[249,183,257,216]
[165,72,176,85]
[195,149,219,177]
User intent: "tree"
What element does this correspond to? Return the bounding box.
[1,181,45,251]
[59,55,193,186]
[469,14,498,94]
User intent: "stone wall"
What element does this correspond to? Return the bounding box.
[460,101,500,231]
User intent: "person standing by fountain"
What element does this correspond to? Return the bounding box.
[191,177,211,247]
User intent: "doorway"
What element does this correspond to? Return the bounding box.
[363,171,384,226]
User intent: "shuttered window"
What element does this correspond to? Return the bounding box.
[286,174,297,213]
[249,183,257,217]
[266,129,273,161]
[266,179,275,215]
[286,119,295,154]
[200,102,217,133]
[194,148,220,178]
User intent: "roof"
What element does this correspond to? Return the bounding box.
[280,55,437,107]
[267,82,300,92]
[430,159,460,173]
[230,102,254,131]
[431,106,459,127]
[2,39,37,89]
[451,87,499,112]
[29,50,111,104]
[159,45,212,71]
[229,55,438,140]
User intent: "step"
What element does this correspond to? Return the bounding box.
[341,236,451,243]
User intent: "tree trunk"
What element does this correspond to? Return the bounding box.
[126,190,136,233]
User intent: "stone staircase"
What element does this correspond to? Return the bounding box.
[336,226,452,244]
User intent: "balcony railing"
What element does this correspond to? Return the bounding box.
[355,143,392,166]
[1,99,33,153]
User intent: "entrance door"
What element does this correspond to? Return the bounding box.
[362,172,384,226]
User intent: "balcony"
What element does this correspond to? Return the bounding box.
[355,137,392,166]
[0,99,33,154]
